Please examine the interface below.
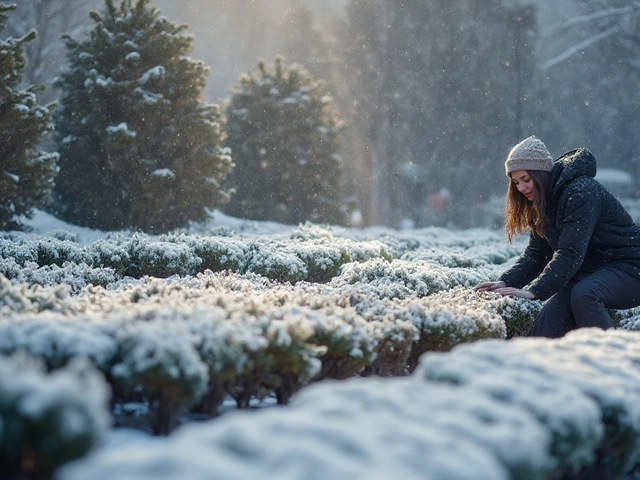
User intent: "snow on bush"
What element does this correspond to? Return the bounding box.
[111,317,209,435]
[57,329,640,480]
[0,224,394,285]
[293,377,555,480]
[0,315,118,372]
[425,286,543,338]
[0,273,71,315]
[331,257,502,300]
[610,305,640,331]
[186,310,269,414]
[164,232,248,273]
[128,234,202,278]
[0,232,91,267]
[57,381,513,480]
[416,328,640,478]
[1,262,117,293]
[0,352,110,480]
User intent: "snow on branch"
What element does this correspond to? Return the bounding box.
[541,26,618,71]
[561,6,634,28]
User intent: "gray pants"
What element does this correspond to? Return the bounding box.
[530,267,640,338]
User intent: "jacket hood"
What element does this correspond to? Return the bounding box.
[549,148,597,197]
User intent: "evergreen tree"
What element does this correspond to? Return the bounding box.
[0,2,58,230]
[52,0,233,233]
[223,57,347,225]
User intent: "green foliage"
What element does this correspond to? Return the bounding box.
[223,56,348,225]
[128,235,201,278]
[0,353,110,480]
[166,232,248,274]
[51,0,233,233]
[111,319,208,435]
[0,3,58,230]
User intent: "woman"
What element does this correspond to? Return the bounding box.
[475,135,640,338]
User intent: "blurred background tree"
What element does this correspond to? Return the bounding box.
[223,57,348,225]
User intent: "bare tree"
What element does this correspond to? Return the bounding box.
[537,1,640,175]
[543,1,640,71]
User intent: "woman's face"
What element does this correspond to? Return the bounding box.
[510,170,535,201]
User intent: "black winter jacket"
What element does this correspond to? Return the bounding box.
[499,148,640,301]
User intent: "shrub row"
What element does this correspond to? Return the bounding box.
[56,329,640,480]
[1,270,547,436]
[0,224,392,285]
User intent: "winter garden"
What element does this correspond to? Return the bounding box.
[4,205,640,480]
[5,0,640,479]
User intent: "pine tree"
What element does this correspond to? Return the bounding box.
[0,2,58,230]
[223,57,347,225]
[52,0,233,233]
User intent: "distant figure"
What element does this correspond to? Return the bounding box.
[427,188,450,211]
[474,135,640,338]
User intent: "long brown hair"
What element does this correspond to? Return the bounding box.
[505,170,552,242]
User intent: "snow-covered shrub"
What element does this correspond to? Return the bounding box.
[397,242,522,268]
[32,236,92,268]
[342,288,506,370]
[57,380,512,480]
[0,233,92,269]
[257,313,324,404]
[305,307,378,381]
[86,237,132,275]
[165,233,248,273]
[285,240,349,283]
[416,329,640,478]
[244,239,309,283]
[611,306,640,331]
[0,316,118,372]
[0,235,39,265]
[128,234,201,278]
[400,300,506,369]
[0,274,71,315]
[46,229,80,243]
[187,311,267,415]
[294,377,555,480]
[190,300,325,408]
[289,224,392,277]
[362,317,419,377]
[0,255,23,280]
[0,353,110,480]
[340,224,521,258]
[427,286,542,338]
[111,318,209,435]
[332,257,495,299]
[7,261,117,293]
[399,246,491,267]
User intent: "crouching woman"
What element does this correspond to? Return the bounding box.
[475,135,640,338]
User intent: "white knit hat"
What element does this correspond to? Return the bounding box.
[505,135,554,176]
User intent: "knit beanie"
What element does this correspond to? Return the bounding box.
[505,135,554,176]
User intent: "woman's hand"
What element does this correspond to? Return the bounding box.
[473,281,507,292]
[492,287,536,300]
[474,281,536,300]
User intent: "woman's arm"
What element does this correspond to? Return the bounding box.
[498,234,553,289]
[527,188,601,300]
